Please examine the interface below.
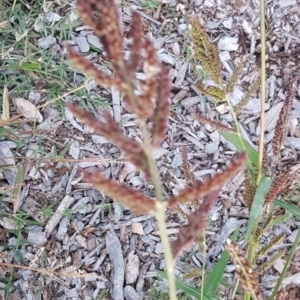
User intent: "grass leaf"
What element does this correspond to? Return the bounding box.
[244,176,272,241]
[220,131,258,169]
[156,270,217,300]
[273,199,300,220]
[205,226,240,297]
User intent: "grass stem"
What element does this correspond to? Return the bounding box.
[256,0,266,185]
[120,63,177,300]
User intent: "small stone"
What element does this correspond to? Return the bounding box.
[75,36,90,52]
[38,35,56,49]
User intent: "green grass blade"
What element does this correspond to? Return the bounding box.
[273,199,300,220]
[156,270,216,300]
[244,176,272,241]
[220,131,258,168]
[271,213,290,226]
[205,226,240,297]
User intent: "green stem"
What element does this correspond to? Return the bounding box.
[245,1,266,298]
[269,227,300,300]
[257,0,266,185]
[138,120,177,300]
[243,244,256,300]
[225,96,252,177]
[119,63,177,300]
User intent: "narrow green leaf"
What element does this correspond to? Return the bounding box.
[244,176,272,241]
[273,199,300,220]
[220,131,258,168]
[205,226,240,297]
[271,213,290,227]
[156,270,216,300]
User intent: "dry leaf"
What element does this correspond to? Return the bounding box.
[2,86,9,120]
[13,98,43,123]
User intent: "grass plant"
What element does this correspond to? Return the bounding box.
[0,0,300,299]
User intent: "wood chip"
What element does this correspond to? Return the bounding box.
[132,223,144,235]
[106,226,124,300]
[45,195,75,237]
[125,251,140,284]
